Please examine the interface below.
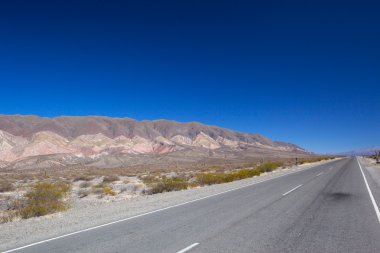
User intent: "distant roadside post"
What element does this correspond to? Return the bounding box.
[377,150,380,164]
[295,157,298,166]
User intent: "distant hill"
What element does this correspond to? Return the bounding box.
[328,146,380,156]
[0,114,311,169]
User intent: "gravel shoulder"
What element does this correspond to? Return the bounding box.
[361,157,380,187]
[0,159,336,252]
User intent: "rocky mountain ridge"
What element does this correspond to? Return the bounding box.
[0,115,309,168]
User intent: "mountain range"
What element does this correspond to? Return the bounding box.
[0,115,311,169]
[328,146,380,156]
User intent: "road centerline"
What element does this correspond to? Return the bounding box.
[316,172,324,177]
[282,184,303,196]
[176,243,199,253]
[357,158,380,223]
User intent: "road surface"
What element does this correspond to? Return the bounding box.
[4,157,380,253]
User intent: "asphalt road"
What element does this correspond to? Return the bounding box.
[4,157,380,253]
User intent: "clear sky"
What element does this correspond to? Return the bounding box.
[0,0,379,153]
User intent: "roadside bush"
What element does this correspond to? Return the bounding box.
[196,168,262,186]
[195,173,225,186]
[18,182,70,219]
[257,162,283,173]
[232,168,261,180]
[147,178,189,194]
[102,175,120,183]
[299,157,334,165]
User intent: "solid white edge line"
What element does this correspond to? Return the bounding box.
[282,184,303,196]
[3,159,338,253]
[176,243,200,253]
[357,157,380,223]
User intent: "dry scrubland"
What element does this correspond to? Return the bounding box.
[0,157,334,223]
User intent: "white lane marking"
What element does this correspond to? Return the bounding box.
[316,172,324,177]
[282,184,303,196]
[357,158,380,223]
[3,160,338,253]
[177,243,200,253]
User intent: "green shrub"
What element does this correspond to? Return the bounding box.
[147,178,189,194]
[19,182,70,218]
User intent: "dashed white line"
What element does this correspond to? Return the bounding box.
[316,172,324,177]
[177,243,200,253]
[357,158,380,223]
[282,184,303,196]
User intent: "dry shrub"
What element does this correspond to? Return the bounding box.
[91,183,116,196]
[0,210,18,223]
[73,175,94,182]
[91,187,104,195]
[103,186,116,196]
[0,179,14,192]
[77,189,90,198]
[102,175,120,183]
[79,181,92,188]
[18,182,70,219]
[195,173,225,186]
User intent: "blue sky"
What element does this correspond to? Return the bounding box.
[0,0,379,153]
